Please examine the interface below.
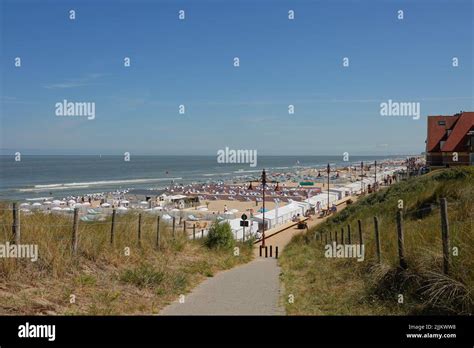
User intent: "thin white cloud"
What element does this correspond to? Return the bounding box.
[43,73,106,89]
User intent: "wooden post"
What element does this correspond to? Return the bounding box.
[270,245,273,257]
[341,227,344,245]
[396,210,407,269]
[172,217,176,239]
[265,246,268,258]
[72,208,79,255]
[183,219,186,234]
[138,213,142,245]
[358,219,363,245]
[440,198,450,275]
[193,224,196,240]
[156,216,161,249]
[324,232,328,245]
[374,216,381,263]
[335,230,338,244]
[12,203,20,244]
[259,245,262,257]
[110,209,116,245]
[275,246,279,259]
[201,229,204,239]
[329,230,333,242]
[347,224,351,244]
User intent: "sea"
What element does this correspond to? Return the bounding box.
[0,155,406,201]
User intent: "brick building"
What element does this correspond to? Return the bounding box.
[426,111,474,167]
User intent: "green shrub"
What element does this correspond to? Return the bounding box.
[205,222,235,250]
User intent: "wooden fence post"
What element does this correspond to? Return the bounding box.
[172,217,176,239]
[183,219,186,234]
[201,229,204,239]
[347,224,351,244]
[138,213,142,245]
[193,224,196,240]
[110,209,116,245]
[156,216,161,249]
[341,227,344,245]
[335,230,338,244]
[329,230,333,242]
[440,198,450,275]
[72,208,79,255]
[396,210,407,269]
[12,202,20,245]
[373,216,381,263]
[358,219,363,245]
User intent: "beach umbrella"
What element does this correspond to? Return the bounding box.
[101,203,111,208]
[42,201,52,205]
[139,201,148,205]
[52,200,62,205]
[161,214,172,220]
[171,208,180,212]
[51,207,62,211]
[117,206,128,211]
[230,209,239,213]
[68,199,76,205]
[32,202,42,207]
[152,206,163,211]
[82,202,91,206]
[197,207,208,211]
[20,202,30,207]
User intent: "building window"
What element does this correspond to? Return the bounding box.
[438,121,446,126]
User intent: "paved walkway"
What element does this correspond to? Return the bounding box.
[160,200,353,315]
[160,257,284,315]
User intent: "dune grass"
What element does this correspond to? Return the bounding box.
[0,210,253,315]
[280,167,473,315]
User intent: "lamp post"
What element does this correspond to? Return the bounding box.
[327,163,330,211]
[374,160,377,192]
[248,169,279,247]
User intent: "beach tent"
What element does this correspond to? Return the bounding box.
[225,217,258,240]
[253,202,304,229]
[329,188,346,200]
[305,192,338,209]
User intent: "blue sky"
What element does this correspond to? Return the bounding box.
[1,0,472,155]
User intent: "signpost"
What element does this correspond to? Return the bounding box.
[240,214,248,241]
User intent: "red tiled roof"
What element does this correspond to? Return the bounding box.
[441,112,474,151]
[426,115,459,152]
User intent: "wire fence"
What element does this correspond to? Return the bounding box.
[313,197,472,276]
